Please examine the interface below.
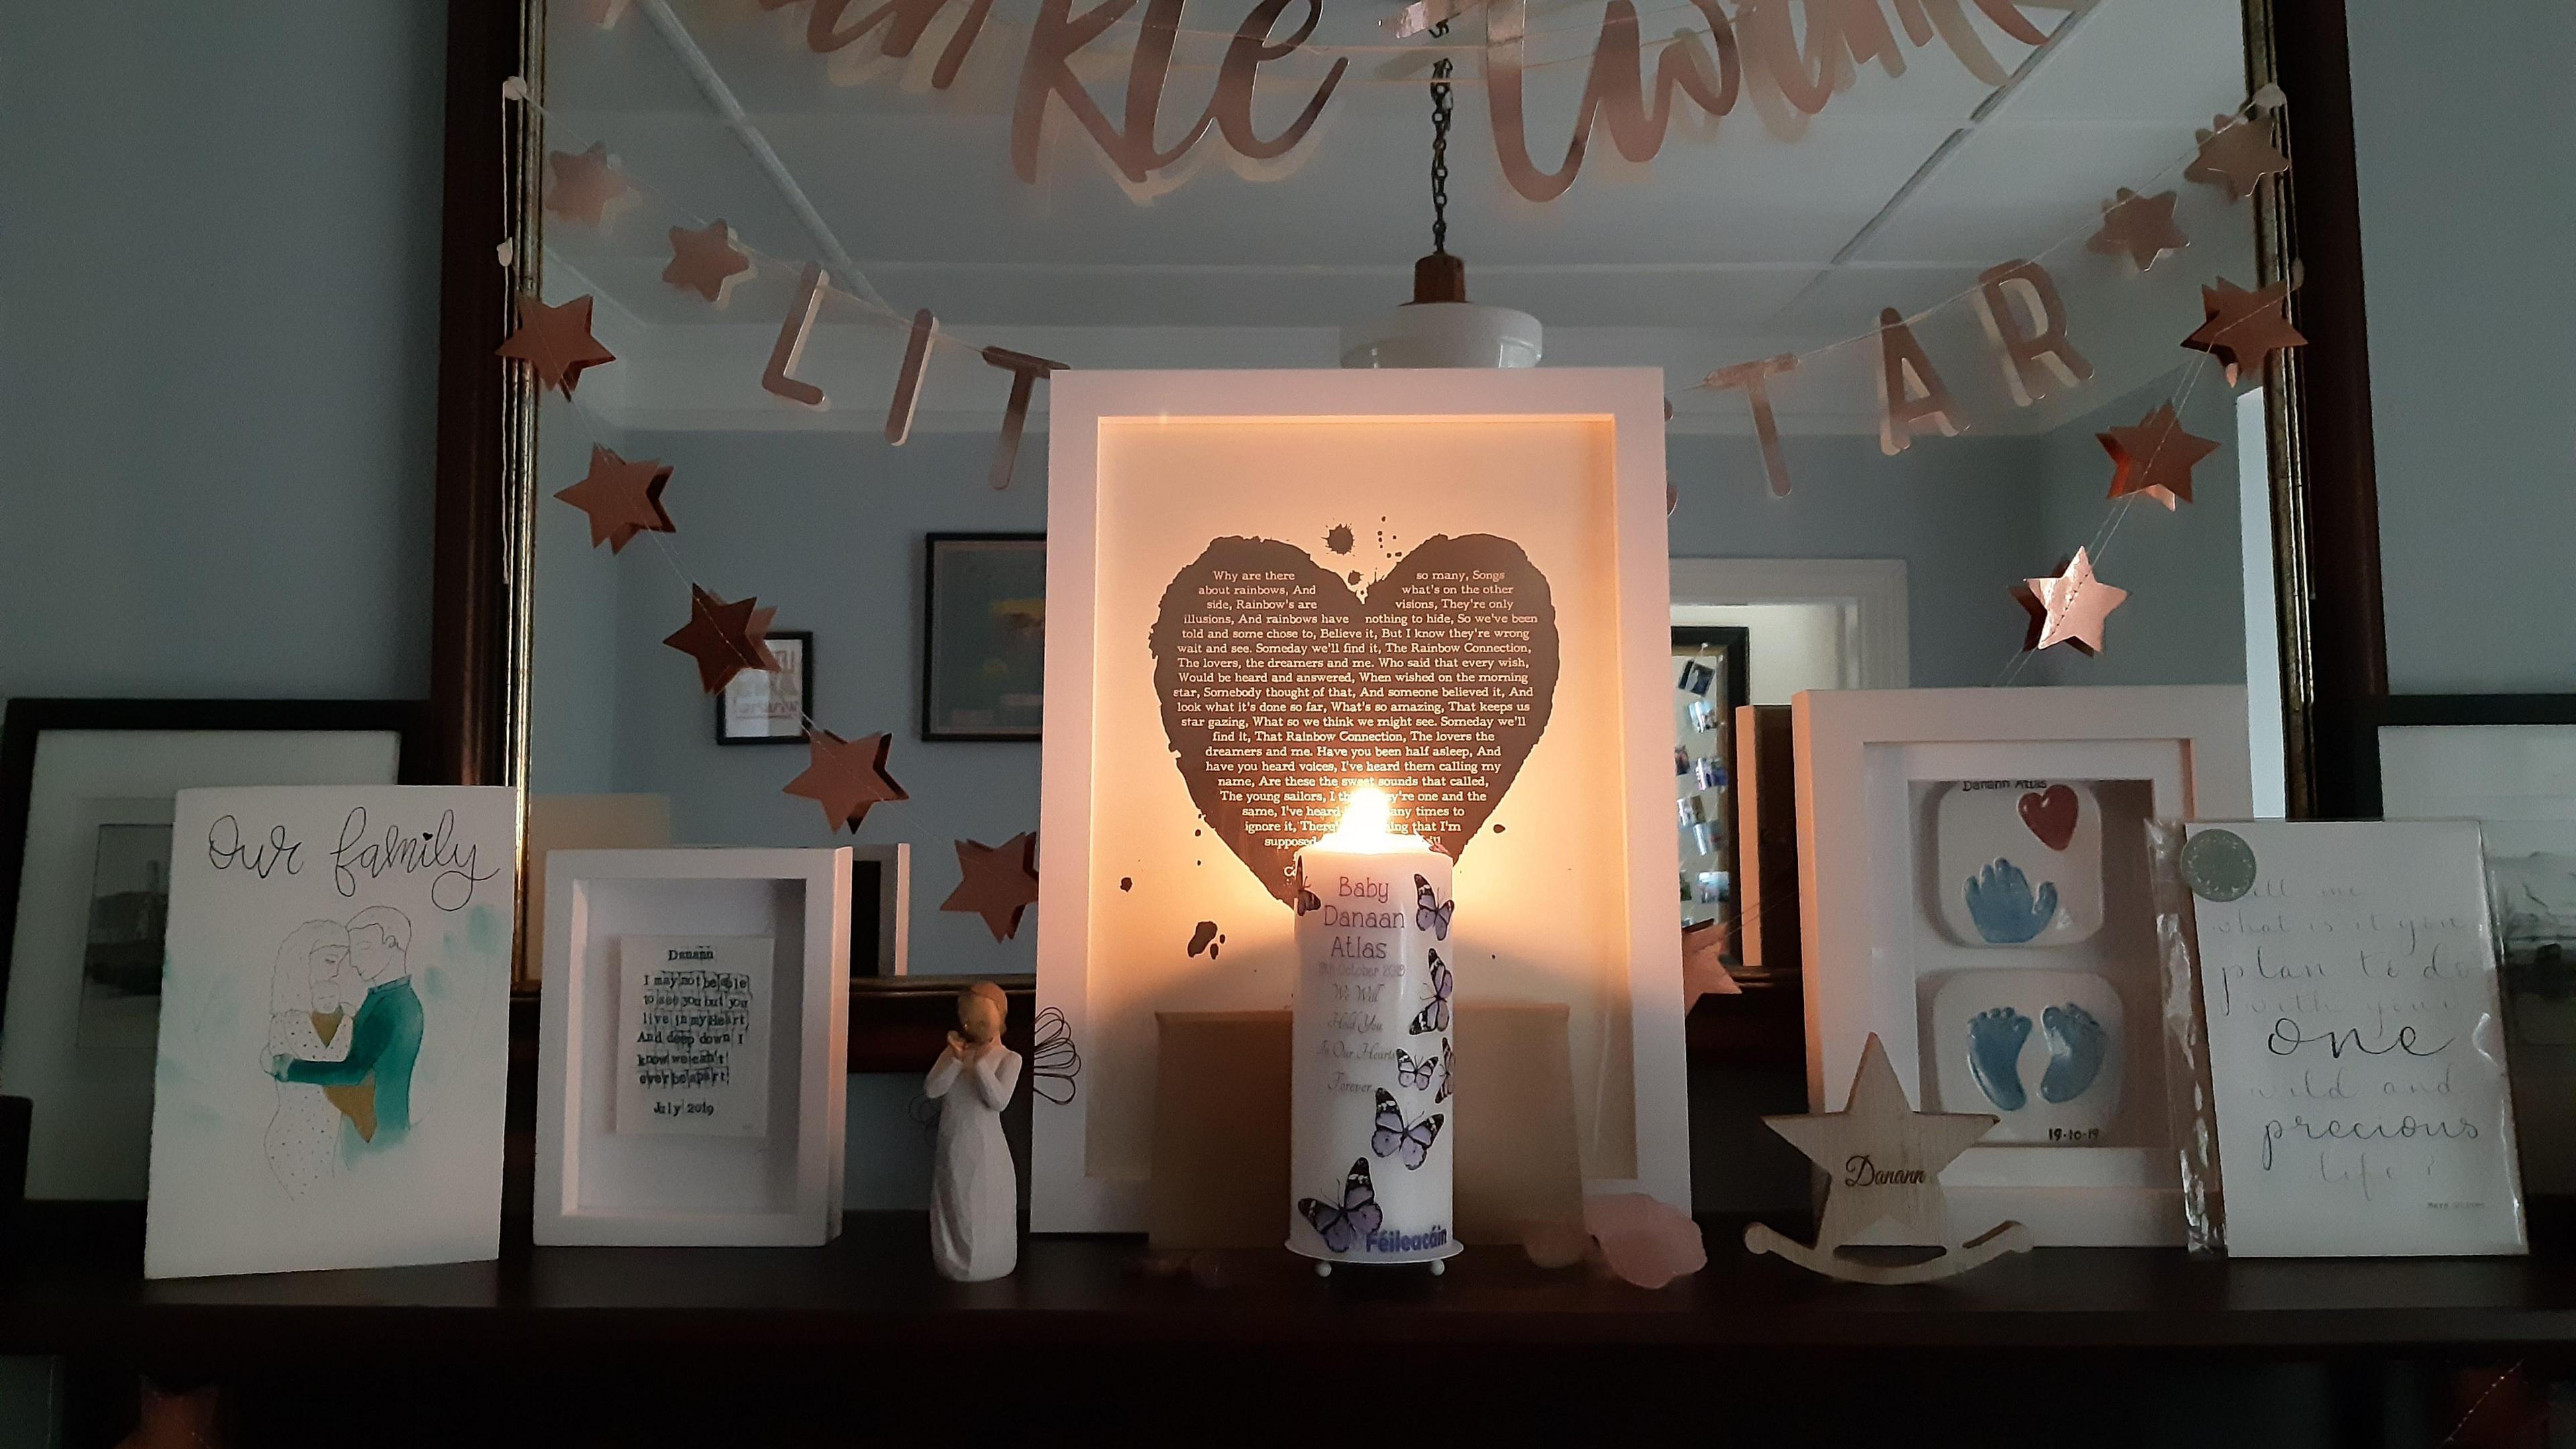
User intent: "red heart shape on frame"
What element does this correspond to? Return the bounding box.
[1150,535,1559,906]
[2019,784,2080,852]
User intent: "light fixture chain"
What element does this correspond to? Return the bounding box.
[1429,19,1452,257]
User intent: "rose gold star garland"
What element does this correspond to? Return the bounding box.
[514,75,2296,819]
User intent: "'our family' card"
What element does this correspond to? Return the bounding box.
[145,786,515,1279]
[2184,820,2525,1257]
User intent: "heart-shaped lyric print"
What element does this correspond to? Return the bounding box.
[1150,535,1560,906]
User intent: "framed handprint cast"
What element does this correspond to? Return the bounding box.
[1792,687,2251,1246]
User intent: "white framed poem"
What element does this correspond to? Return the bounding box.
[1793,686,2251,1246]
[535,847,851,1246]
[1034,368,1688,1232]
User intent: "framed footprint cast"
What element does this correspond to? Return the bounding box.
[1793,688,2253,1247]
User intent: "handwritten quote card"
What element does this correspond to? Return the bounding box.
[2184,820,2525,1257]
[614,937,771,1138]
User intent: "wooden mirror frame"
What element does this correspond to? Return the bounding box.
[427,0,2391,1022]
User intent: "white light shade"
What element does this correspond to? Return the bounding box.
[1340,301,1544,370]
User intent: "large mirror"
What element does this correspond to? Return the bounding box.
[502,0,2322,997]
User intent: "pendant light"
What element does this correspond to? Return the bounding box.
[1340,23,1543,369]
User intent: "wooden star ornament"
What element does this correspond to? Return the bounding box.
[662,585,779,694]
[2186,114,2288,203]
[664,220,753,306]
[545,142,637,227]
[553,445,674,551]
[495,294,616,397]
[2019,547,2129,655]
[943,833,1040,942]
[2183,277,2306,386]
[783,731,909,833]
[2086,188,2188,271]
[2098,402,2220,510]
[1743,1034,2029,1283]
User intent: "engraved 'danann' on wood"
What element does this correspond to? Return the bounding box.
[1149,535,1559,905]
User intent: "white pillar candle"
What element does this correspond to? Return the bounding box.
[1288,786,1460,1268]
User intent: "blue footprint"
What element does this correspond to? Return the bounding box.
[2041,1004,2106,1104]
[1966,1006,2031,1112]
[1966,859,2061,945]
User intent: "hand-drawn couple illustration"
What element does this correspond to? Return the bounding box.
[260,906,422,1198]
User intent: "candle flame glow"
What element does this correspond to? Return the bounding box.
[1338,785,1393,840]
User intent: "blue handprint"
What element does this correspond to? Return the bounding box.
[1964,858,2059,945]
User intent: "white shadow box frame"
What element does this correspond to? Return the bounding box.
[536,847,851,1246]
[1794,687,2250,1246]
[1036,367,1687,1232]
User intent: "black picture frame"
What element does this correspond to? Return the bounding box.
[2330,694,2576,820]
[0,697,431,1047]
[921,533,1046,742]
[713,629,815,746]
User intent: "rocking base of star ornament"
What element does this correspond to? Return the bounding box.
[1746,1033,2029,1286]
[1743,1218,2031,1285]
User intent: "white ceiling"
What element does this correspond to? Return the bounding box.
[539,0,2257,432]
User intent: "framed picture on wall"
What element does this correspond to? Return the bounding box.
[714,629,812,745]
[0,697,428,1199]
[2345,694,2576,1193]
[922,533,1045,741]
[1672,625,1750,949]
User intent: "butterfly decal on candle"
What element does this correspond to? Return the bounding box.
[1397,1040,1453,1102]
[1297,1157,1384,1252]
[1397,1045,1441,1091]
[1372,1088,1447,1170]
[1435,1036,1453,1102]
[1414,874,1454,940]
[1408,951,1452,1035]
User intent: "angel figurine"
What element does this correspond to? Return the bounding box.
[925,981,1023,1281]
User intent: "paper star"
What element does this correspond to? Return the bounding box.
[2086,188,2188,271]
[663,220,752,306]
[495,294,616,397]
[2182,276,2307,386]
[2186,114,2288,203]
[783,730,909,833]
[553,445,674,551]
[662,585,778,694]
[1681,920,1742,1011]
[943,833,1040,942]
[2019,547,2129,655]
[2098,403,2220,510]
[1763,1034,1995,1250]
[544,143,636,227]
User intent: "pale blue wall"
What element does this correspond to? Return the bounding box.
[2349,0,2576,693]
[0,3,448,704]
